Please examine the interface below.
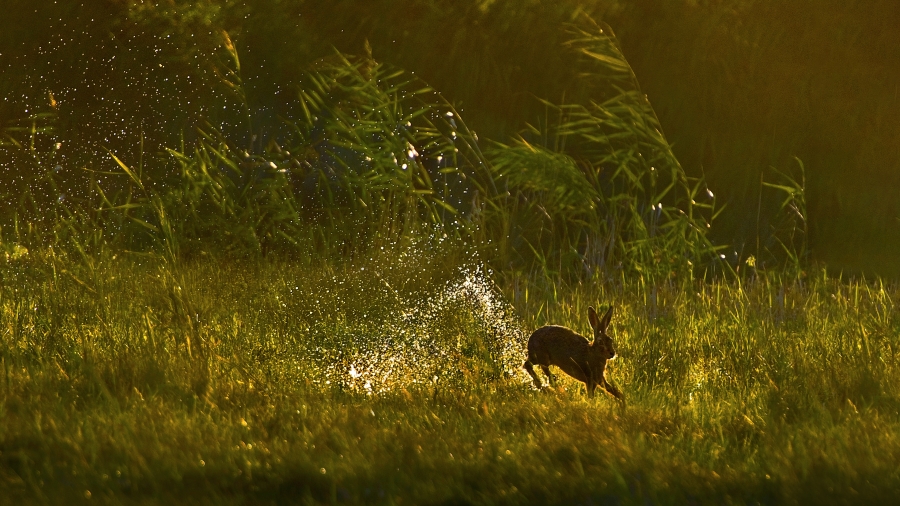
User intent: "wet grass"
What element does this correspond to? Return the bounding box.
[2,247,900,504]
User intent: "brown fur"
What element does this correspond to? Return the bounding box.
[523,306,622,399]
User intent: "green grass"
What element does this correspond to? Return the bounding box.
[2,247,900,504]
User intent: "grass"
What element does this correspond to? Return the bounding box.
[2,246,900,504]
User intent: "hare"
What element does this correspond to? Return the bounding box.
[523,305,622,399]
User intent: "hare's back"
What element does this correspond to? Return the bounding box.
[528,325,590,357]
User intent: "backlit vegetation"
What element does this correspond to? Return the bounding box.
[1,1,899,503]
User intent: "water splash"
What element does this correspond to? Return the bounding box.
[296,265,528,394]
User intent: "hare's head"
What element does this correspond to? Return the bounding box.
[588,306,617,361]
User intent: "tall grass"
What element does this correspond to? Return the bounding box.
[5,0,899,273]
[4,0,864,275]
[486,20,725,282]
[613,1,900,274]
[1,15,731,284]
[67,51,495,263]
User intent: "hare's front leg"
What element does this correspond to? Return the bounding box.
[602,378,622,399]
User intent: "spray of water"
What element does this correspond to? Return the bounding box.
[299,265,529,394]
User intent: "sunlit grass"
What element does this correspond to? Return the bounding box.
[1,247,899,503]
[2,4,899,503]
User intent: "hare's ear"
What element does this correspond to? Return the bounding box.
[598,305,614,333]
[588,306,600,330]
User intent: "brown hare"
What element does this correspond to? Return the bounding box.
[523,305,622,399]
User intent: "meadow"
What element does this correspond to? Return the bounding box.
[2,1,900,503]
[3,249,900,504]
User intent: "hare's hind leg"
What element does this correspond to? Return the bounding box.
[523,360,543,389]
[540,365,557,386]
